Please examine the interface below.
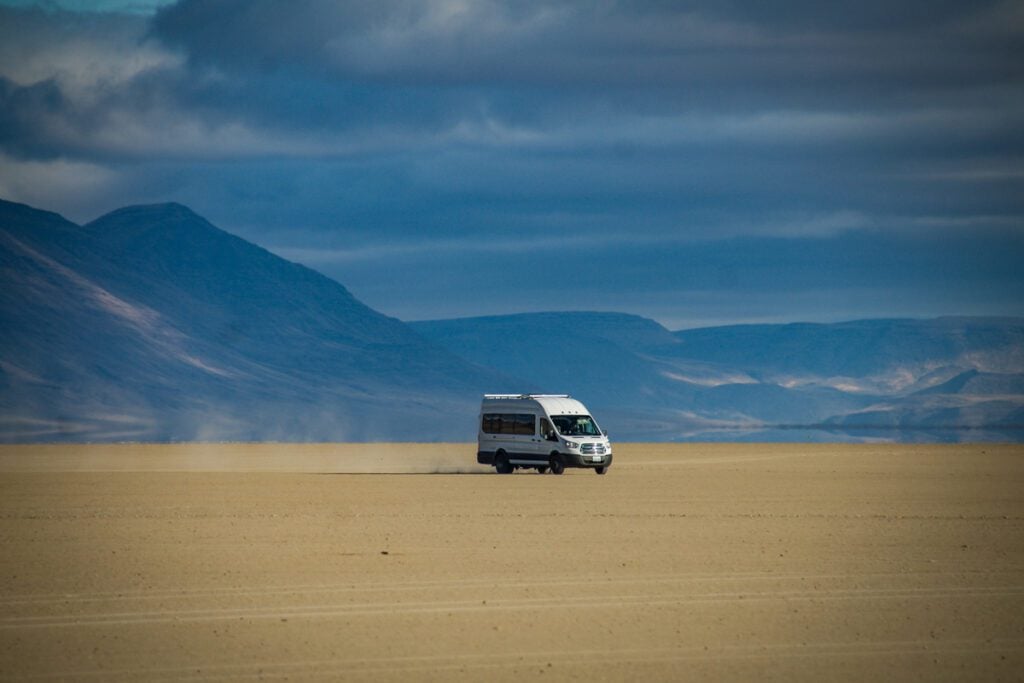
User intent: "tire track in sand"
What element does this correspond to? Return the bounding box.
[2,569,1014,606]
[3,584,1022,629]
[13,638,1024,681]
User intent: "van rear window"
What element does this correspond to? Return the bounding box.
[482,413,536,435]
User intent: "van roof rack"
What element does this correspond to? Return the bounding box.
[483,394,571,400]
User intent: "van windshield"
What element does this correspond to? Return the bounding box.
[552,415,602,437]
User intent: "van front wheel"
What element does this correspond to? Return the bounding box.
[595,466,607,475]
[549,454,565,475]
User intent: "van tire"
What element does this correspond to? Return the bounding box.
[537,466,548,474]
[495,451,513,474]
[595,466,607,475]
[549,454,565,475]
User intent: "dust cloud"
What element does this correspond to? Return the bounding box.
[0,442,490,474]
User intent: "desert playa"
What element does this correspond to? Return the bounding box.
[1,443,1022,681]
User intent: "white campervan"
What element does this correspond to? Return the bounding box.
[477,394,612,475]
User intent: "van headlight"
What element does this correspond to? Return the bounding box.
[563,440,579,449]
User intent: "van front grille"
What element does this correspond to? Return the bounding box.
[580,443,606,455]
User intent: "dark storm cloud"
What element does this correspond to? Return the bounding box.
[145,0,1024,138]
[0,6,188,161]
[151,0,1020,89]
[1,0,1022,324]
[5,1,1023,162]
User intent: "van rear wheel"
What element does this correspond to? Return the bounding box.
[537,466,548,474]
[495,452,513,474]
[549,454,565,475]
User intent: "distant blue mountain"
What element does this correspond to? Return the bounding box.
[413,313,1024,441]
[4,197,1023,443]
[671,318,1024,380]
[0,199,511,442]
[411,312,693,409]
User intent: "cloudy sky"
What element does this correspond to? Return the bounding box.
[1,0,1022,328]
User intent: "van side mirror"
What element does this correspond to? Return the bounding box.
[546,433,558,442]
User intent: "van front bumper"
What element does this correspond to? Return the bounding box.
[565,452,613,468]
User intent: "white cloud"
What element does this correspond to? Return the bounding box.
[270,232,613,265]
[0,7,180,94]
[0,152,116,219]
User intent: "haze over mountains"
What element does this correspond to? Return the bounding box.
[2,198,1022,443]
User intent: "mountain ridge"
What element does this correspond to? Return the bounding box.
[413,312,1024,441]
[1,198,515,442]
[3,197,1023,443]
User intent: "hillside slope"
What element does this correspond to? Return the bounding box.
[1,199,509,441]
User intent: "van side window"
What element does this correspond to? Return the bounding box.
[483,413,535,435]
[540,418,555,440]
[482,413,505,434]
[515,414,535,435]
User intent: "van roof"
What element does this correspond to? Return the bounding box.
[482,394,570,400]
[481,394,589,416]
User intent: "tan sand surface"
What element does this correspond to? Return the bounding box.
[0,442,1022,681]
